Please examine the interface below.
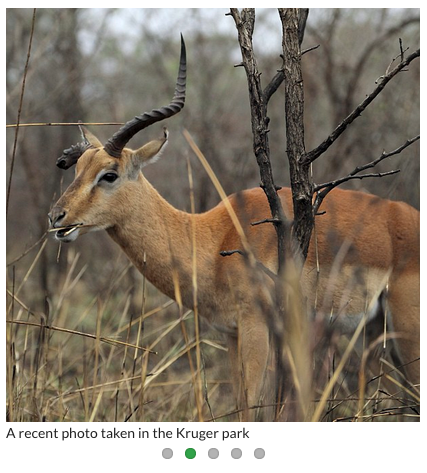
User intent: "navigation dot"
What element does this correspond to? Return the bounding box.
[254,448,265,459]
[231,448,242,459]
[185,448,196,459]
[162,448,173,459]
[208,448,219,459]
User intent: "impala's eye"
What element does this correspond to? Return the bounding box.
[99,172,118,184]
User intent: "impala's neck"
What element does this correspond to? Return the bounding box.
[107,174,218,308]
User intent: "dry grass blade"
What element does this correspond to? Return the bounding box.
[186,157,204,421]
[183,129,252,255]
[6,121,124,128]
[7,232,48,267]
[47,223,95,234]
[311,311,372,422]
[6,319,156,354]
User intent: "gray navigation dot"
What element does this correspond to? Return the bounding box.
[254,448,265,459]
[231,448,242,459]
[208,448,219,459]
[162,448,173,459]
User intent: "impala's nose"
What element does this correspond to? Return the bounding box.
[48,207,66,227]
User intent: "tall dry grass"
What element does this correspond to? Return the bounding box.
[6,246,231,422]
[6,240,420,422]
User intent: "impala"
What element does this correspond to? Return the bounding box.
[49,37,420,420]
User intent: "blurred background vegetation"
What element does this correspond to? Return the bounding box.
[6,8,419,421]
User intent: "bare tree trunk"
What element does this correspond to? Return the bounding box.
[230,8,291,271]
[279,8,313,260]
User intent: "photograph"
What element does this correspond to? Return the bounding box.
[6,7,420,424]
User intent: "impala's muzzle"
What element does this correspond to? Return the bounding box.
[48,206,66,227]
[48,207,82,242]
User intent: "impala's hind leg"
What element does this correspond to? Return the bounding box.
[388,271,420,392]
[227,317,270,421]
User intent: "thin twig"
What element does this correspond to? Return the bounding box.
[302,44,320,55]
[6,231,48,267]
[251,217,281,226]
[219,249,244,257]
[312,135,419,214]
[47,223,96,233]
[399,38,405,62]
[315,170,400,194]
[381,42,410,79]
[6,121,124,128]
[350,135,419,174]
[302,48,420,166]
[7,8,36,216]
[6,318,156,354]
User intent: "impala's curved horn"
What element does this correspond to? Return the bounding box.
[56,141,91,169]
[104,34,186,159]
[56,122,93,169]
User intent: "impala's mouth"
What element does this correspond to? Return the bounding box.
[57,226,79,238]
[49,223,84,241]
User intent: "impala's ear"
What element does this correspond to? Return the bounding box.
[132,128,169,168]
[79,124,103,148]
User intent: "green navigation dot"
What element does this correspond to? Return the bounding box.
[185,448,196,459]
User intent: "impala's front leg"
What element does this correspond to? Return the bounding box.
[227,317,270,421]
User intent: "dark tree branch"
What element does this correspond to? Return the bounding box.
[313,170,401,214]
[298,8,309,46]
[230,8,291,270]
[264,42,320,107]
[230,11,303,412]
[399,38,405,62]
[314,170,401,194]
[220,249,278,283]
[344,17,419,116]
[219,249,244,257]
[278,8,313,260]
[301,44,320,55]
[312,135,420,215]
[301,48,420,166]
[241,7,255,37]
[251,217,281,226]
[264,63,285,106]
[263,9,311,106]
[342,135,419,177]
